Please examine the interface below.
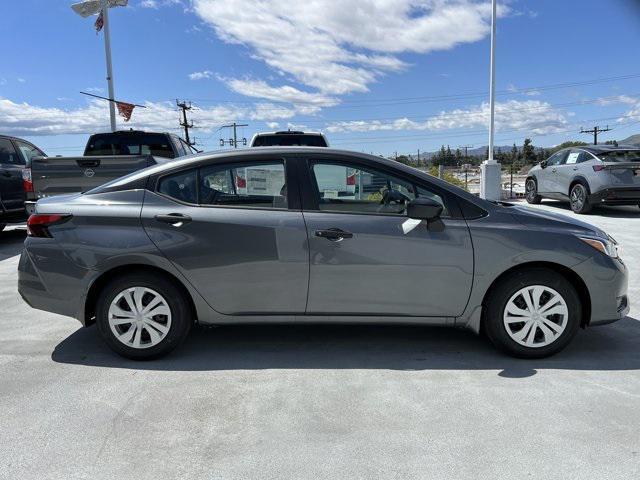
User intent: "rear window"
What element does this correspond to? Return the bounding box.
[597,150,640,163]
[85,134,176,158]
[252,134,327,147]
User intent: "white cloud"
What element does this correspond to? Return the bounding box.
[266,122,279,129]
[193,0,506,105]
[0,97,296,136]
[17,78,26,83]
[597,95,638,106]
[617,100,640,122]
[85,87,104,93]
[326,100,569,135]
[188,70,213,80]
[140,0,183,8]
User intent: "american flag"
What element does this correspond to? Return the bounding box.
[116,101,135,122]
[94,11,104,33]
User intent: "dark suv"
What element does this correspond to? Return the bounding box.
[0,135,45,231]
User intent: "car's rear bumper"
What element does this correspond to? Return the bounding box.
[572,253,629,326]
[18,242,89,325]
[590,187,640,205]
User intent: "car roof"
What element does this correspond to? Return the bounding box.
[576,145,640,154]
[253,131,325,136]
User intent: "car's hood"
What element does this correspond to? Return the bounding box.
[505,203,607,238]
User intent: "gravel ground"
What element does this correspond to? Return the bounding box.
[1,201,639,480]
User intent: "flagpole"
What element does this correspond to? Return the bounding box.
[101,0,117,132]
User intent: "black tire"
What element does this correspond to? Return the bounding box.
[96,273,192,360]
[569,182,592,214]
[525,178,542,204]
[482,268,581,359]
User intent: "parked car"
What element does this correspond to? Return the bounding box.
[0,135,46,231]
[250,130,329,147]
[26,130,194,213]
[19,148,628,360]
[526,145,640,213]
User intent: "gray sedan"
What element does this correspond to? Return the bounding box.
[526,145,640,213]
[18,148,629,359]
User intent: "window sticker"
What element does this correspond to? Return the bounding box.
[566,152,580,164]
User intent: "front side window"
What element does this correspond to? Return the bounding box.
[200,161,287,209]
[310,160,446,216]
[546,151,568,166]
[157,169,197,204]
[0,138,21,165]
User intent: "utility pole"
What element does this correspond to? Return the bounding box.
[220,122,248,148]
[177,100,195,146]
[580,125,611,145]
[417,149,420,167]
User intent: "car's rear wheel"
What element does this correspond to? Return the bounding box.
[483,268,581,358]
[569,183,592,214]
[525,178,542,204]
[96,273,192,360]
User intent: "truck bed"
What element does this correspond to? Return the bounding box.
[30,154,162,198]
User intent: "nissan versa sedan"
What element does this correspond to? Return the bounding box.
[526,145,640,213]
[18,148,629,360]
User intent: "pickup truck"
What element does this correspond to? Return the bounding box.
[27,130,193,213]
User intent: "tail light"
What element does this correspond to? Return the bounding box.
[22,167,33,192]
[27,214,72,238]
[236,175,246,188]
[592,164,605,172]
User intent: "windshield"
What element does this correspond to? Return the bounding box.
[597,150,640,163]
[252,134,327,147]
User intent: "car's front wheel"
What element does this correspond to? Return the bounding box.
[483,268,581,358]
[525,178,542,204]
[96,273,192,360]
[569,183,592,214]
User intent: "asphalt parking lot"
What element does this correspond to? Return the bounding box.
[1,201,639,480]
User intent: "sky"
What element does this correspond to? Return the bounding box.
[2,0,640,156]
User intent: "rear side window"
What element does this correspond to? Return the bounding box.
[85,134,176,158]
[157,170,197,204]
[200,161,287,209]
[253,134,327,147]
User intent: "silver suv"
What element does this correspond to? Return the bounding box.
[526,145,640,213]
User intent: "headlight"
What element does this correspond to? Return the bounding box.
[579,235,619,258]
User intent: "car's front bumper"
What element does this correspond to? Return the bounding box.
[590,187,640,206]
[572,253,629,326]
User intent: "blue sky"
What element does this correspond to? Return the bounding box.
[2,0,640,156]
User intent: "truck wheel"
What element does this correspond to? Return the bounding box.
[569,183,592,214]
[96,273,192,360]
[525,178,542,204]
[482,268,581,359]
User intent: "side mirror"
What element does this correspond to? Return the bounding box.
[540,160,548,169]
[407,197,443,221]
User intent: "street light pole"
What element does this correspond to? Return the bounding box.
[480,0,501,200]
[101,0,117,132]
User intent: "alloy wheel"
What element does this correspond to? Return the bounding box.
[570,185,586,211]
[525,179,536,201]
[108,287,172,349]
[503,285,568,348]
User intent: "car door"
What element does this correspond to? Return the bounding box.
[300,155,474,318]
[537,150,567,194]
[141,157,309,315]
[557,149,592,195]
[0,138,25,212]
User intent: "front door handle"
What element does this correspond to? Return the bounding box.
[573,167,578,171]
[551,168,557,173]
[155,213,192,226]
[315,228,353,241]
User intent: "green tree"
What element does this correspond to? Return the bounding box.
[522,138,535,163]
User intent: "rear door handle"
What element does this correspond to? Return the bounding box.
[315,228,353,241]
[551,168,557,173]
[155,213,192,226]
